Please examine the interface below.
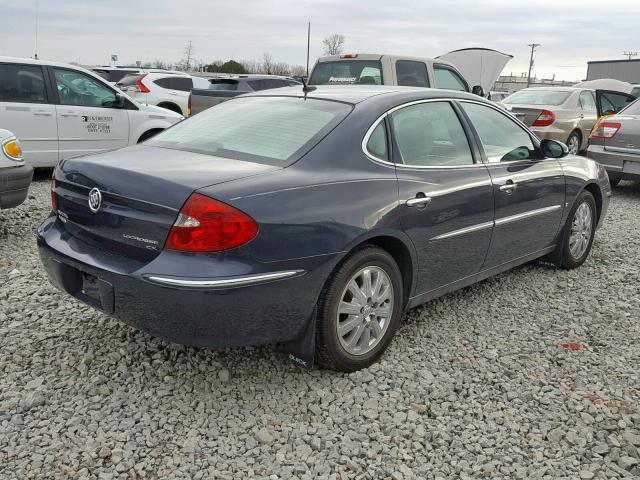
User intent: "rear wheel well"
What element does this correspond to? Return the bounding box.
[569,129,583,149]
[157,102,182,114]
[346,236,413,308]
[137,128,164,143]
[583,182,602,222]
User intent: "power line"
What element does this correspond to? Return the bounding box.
[527,43,541,87]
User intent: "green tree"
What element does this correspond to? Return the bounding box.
[206,60,247,74]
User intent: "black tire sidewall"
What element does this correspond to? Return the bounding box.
[317,248,403,371]
[567,131,581,154]
[560,190,597,268]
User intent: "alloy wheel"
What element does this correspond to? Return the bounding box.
[567,135,580,155]
[336,266,394,356]
[569,202,593,259]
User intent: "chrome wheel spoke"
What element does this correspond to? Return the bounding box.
[338,315,361,336]
[337,265,394,356]
[568,202,593,259]
[339,300,362,316]
[346,324,365,350]
[347,279,368,306]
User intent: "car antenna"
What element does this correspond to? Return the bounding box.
[301,76,316,96]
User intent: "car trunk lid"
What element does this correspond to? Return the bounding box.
[502,104,545,126]
[604,115,640,155]
[54,145,279,257]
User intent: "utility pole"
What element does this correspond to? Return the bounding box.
[526,43,541,88]
[623,51,638,60]
[306,21,311,78]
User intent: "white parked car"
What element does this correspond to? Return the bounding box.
[116,72,210,116]
[0,129,32,209]
[0,57,184,168]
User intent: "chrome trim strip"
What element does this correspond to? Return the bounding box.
[494,205,562,226]
[145,270,304,289]
[430,220,494,240]
[360,98,488,170]
[430,204,562,240]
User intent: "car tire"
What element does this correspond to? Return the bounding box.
[551,190,597,269]
[566,131,581,155]
[315,247,403,372]
[608,173,622,188]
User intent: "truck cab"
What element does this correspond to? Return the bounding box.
[308,53,471,93]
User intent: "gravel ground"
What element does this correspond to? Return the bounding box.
[1,175,640,480]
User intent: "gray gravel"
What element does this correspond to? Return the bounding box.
[1,176,640,479]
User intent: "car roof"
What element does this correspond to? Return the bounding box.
[517,87,586,92]
[0,55,90,70]
[315,53,454,66]
[245,84,485,105]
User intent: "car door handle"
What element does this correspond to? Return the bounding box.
[33,110,53,116]
[499,182,518,192]
[60,112,79,117]
[405,195,432,208]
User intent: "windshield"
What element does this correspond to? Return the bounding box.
[309,60,383,85]
[147,96,352,165]
[503,89,572,106]
[621,97,640,115]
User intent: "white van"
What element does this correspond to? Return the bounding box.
[0,57,183,168]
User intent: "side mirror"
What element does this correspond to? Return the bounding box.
[540,139,569,158]
[472,85,485,97]
[115,93,126,108]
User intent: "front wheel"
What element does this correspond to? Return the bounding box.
[553,190,597,269]
[315,247,403,372]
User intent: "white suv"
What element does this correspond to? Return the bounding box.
[117,72,210,116]
[0,57,183,168]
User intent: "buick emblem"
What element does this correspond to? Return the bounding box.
[88,188,102,213]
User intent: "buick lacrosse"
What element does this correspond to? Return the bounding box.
[38,85,610,372]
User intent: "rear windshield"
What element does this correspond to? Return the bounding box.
[309,60,383,85]
[147,96,352,165]
[93,69,137,83]
[208,79,239,91]
[116,74,141,87]
[503,89,571,106]
[621,97,640,115]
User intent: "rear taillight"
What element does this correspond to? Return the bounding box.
[164,193,258,252]
[591,121,622,139]
[135,74,150,93]
[51,172,58,214]
[187,93,192,116]
[532,109,556,127]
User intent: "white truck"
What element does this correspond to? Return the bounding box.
[308,49,513,97]
[0,56,183,168]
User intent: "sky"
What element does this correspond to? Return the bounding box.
[2,0,639,81]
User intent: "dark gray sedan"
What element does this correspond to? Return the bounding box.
[588,98,640,186]
[38,86,610,372]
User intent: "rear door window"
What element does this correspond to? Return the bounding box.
[396,61,429,87]
[0,63,48,103]
[433,66,468,92]
[366,121,388,160]
[579,91,597,112]
[309,60,383,85]
[147,96,352,165]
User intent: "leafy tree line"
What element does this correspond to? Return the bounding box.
[139,34,345,76]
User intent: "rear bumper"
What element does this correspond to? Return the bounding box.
[530,126,570,144]
[587,144,640,180]
[0,164,33,209]
[37,215,337,348]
